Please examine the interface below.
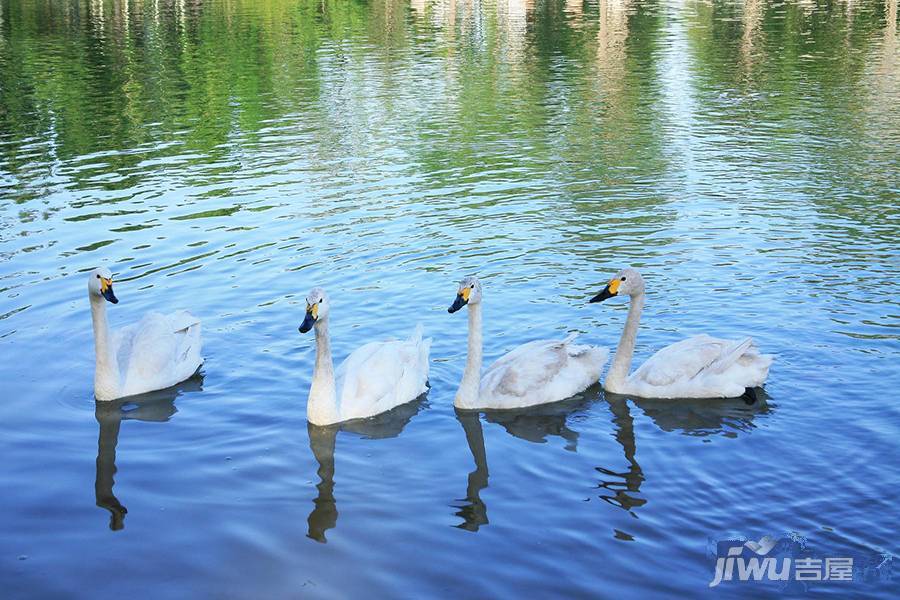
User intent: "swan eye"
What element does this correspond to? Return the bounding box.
[621,277,627,281]
[319,299,323,304]
[96,274,101,279]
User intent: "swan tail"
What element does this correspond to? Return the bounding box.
[409,322,425,343]
[707,337,773,390]
[592,345,611,368]
[176,321,204,380]
[561,332,602,357]
[408,323,431,389]
[744,352,774,387]
[419,336,432,387]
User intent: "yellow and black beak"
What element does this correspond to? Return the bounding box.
[448,287,471,314]
[589,278,620,303]
[299,303,318,333]
[100,278,118,304]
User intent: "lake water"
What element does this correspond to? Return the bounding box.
[1,0,898,596]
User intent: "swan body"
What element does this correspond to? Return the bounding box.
[449,276,608,410]
[590,268,772,399]
[89,267,203,401]
[299,287,431,426]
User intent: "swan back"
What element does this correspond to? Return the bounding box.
[477,334,608,410]
[332,324,431,422]
[628,335,773,399]
[117,311,203,398]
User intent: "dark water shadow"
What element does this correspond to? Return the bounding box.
[609,388,773,438]
[93,375,204,531]
[596,389,773,519]
[453,390,597,532]
[306,395,427,543]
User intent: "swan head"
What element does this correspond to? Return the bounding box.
[299,287,329,333]
[448,276,482,313]
[589,268,644,303]
[88,267,118,304]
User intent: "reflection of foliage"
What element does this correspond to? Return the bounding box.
[0,0,368,177]
[0,0,653,192]
[682,0,897,228]
[0,0,895,215]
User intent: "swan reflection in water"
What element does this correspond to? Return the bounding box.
[93,376,203,530]
[306,396,426,543]
[597,390,773,517]
[454,392,596,532]
[453,387,773,531]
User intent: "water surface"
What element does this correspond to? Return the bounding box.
[1,0,898,596]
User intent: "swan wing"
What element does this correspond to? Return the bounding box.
[168,311,203,381]
[704,337,755,374]
[630,334,736,387]
[334,341,388,401]
[108,322,138,388]
[483,338,558,378]
[168,310,200,333]
[630,334,771,395]
[482,340,568,397]
[119,313,174,382]
[119,311,202,396]
[334,328,430,421]
[480,335,607,408]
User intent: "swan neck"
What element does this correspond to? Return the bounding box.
[308,318,339,424]
[90,295,118,397]
[607,292,644,390]
[456,303,483,408]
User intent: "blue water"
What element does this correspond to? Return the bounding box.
[1,0,898,596]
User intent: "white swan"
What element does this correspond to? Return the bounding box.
[298,287,431,426]
[88,267,203,401]
[448,276,608,410]
[589,268,773,399]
